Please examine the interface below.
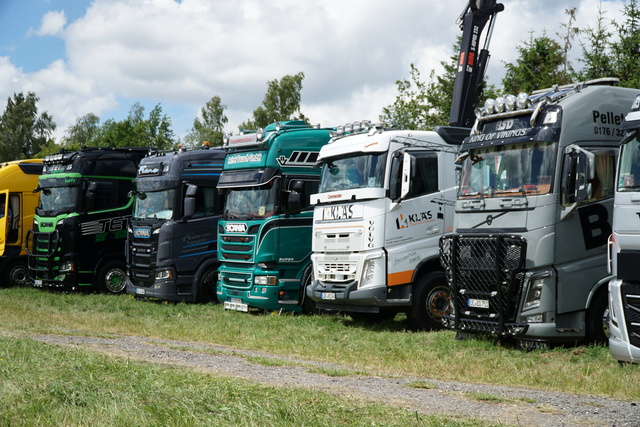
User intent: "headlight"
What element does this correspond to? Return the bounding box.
[254,276,277,286]
[60,261,75,273]
[57,219,64,226]
[360,254,383,288]
[155,269,173,280]
[524,274,551,309]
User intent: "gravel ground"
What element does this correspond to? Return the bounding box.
[31,332,639,427]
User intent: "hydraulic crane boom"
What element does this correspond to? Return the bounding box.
[449,0,504,128]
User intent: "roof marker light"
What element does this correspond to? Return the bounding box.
[484,98,495,114]
[516,92,531,109]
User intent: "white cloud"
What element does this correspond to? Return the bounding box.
[29,10,67,37]
[0,0,634,142]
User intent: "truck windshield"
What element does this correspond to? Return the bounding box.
[319,152,386,192]
[617,133,640,191]
[39,186,79,213]
[133,189,174,219]
[224,183,277,219]
[459,141,557,198]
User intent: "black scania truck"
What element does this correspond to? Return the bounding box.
[125,145,225,303]
[28,147,148,293]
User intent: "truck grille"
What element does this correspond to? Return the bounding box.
[621,281,640,347]
[220,271,252,290]
[28,230,61,280]
[129,233,158,286]
[316,261,357,282]
[219,234,256,263]
[440,234,527,334]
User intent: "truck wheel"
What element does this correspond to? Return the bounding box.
[407,271,450,330]
[300,269,318,314]
[196,268,218,303]
[586,290,609,344]
[2,260,30,287]
[97,260,127,294]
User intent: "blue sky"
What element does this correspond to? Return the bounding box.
[0,0,627,144]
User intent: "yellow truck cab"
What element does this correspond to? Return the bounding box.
[0,159,43,286]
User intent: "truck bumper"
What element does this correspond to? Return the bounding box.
[307,279,393,312]
[608,278,640,363]
[217,285,301,312]
[126,275,197,303]
[217,267,303,313]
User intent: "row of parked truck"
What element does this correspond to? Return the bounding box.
[0,79,639,365]
[2,0,640,364]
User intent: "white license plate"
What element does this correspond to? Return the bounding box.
[34,279,42,286]
[320,292,336,301]
[135,288,146,295]
[468,298,489,309]
[224,298,248,312]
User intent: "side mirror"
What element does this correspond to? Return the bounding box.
[288,180,304,215]
[183,184,197,219]
[561,145,594,219]
[400,152,412,200]
[85,181,97,211]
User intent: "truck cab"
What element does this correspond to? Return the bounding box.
[440,79,637,347]
[217,121,333,312]
[0,160,43,287]
[608,93,640,363]
[307,123,464,328]
[126,145,225,303]
[28,147,148,293]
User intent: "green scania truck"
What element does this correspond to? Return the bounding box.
[216,121,332,312]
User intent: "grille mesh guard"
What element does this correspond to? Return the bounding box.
[440,234,527,335]
[621,281,640,347]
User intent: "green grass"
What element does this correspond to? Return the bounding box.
[0,337,490,427]
[0,287,638,402]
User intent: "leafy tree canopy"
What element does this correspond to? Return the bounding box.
[0,92,56,161]
[184,96,228,147]
[241,72,307,130]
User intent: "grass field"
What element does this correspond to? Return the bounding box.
[0,287,638,425]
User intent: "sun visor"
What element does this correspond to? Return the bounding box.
[217,167,280,189]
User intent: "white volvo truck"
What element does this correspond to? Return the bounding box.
[608,92,640,363]
[307,123,466,328]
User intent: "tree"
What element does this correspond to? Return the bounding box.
[60,103,175,151]
[501,33,569,94]
[0,92,56,161]
[380,64,434,130]
[62,113,101,149]
[576,4,614,81]
[381,40,496,130]
[184,96,228,147]
[557,8,580,82]
[241,72,307,130]
[610,0,640,88]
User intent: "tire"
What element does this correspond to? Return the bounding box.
[196,268,218,303]
[300,269,318,314]
[586,290,609,344]
[97,260,127,294]
[407,271,450,330]
[2,259,30,287]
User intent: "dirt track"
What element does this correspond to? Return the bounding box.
[30,332,640,427]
